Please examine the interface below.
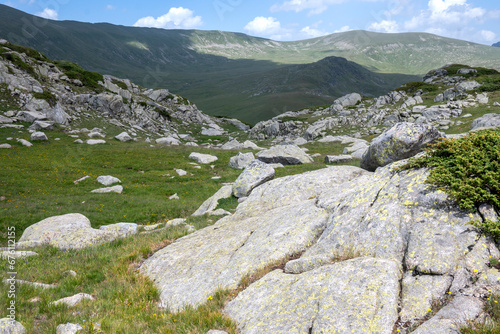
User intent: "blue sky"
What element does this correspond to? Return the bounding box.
[2,0,499,45]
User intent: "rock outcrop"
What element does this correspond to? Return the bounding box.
[256,144,313,165]
[232,160,275,198]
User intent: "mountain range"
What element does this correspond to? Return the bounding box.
[1,4,500,123]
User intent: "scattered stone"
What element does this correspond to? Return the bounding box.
[228,152,255,169]
[361,122,442,171]
[325,155,353,164]
[88,132,105,139]
[74,139,84,144]
[189,152,218,164]
[17,139,33,147]
[4,279,57,289]
[96,175,121,186]
[470,113,500,131]
[115,132,133,142]
[494,102,500,107]
[0,115,14,124]
[0,251,38,260]
[0,318,26,334]
[73,176,90,184]
[51,293,95,307]
[0,144,12,149]
[143,224,161,231]
[209,209,232,216]
[16,213,117,250]
[333,92,362,107]
[211,176,221,180]
[221,139,241,150]
[91,185,123,194]
[86,139,106,145]
[30,120,54,130]
[192,185,233,216]
[201,128,224,136]
[28,296,42,303]
[166,218,187,227]
[457,68,478,75]
[256,144,313,165]
[55,323,83,334]
[242,140,262,150]
[16,110,46,123]
[99,223,139,238]
[175,169,187,176]
[267,163,285,168]
[169,193,180,200]
[63,270,77,277]
[232,160,275,198]
[30,131,48,141]
[156,136,180,145]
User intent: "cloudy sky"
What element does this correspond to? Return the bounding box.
[2,0,499,45]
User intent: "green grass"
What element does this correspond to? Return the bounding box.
[0,83,20,112]
[32,91,57,107]
[461,293,500,333]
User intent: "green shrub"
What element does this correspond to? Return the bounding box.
[33,90,57,107]
[401,129,500,237]
[395,81,437,94]
[4,42,48,61]
[54,60,103,90]
[154,107,172,121]
[1,52,36,76]
[112,79,128,90]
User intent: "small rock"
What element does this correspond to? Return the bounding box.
[189,152,218,164]
[17,139,33,147]
[233,160,275,198]
[28,296,42,303]
[30,132,48,141]
[175,169,187,176]
[86,139,106,145]
[325,155,353,164]
[0,251,38,260]
[88,132,105,138]
[257,144,313,165]
[0,144,12,149]
[73,176,90,184]
[74,139,84,144]
[166,218,187,227]
[209,209,232,216]
[169,193,180,200]
[56,323,83,334]
[143,224,161,231]
[115,132,133,142]
[91,185,123,194]
[51,293,95,307]
[99,223,139,238]
[96,175,121,186]
[494,102,500,107]
[0,318,26,334]
[228,152,255,169]
[156,136,180,145]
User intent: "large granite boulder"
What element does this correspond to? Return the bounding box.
[17,213,118,250]
[189,152,218,164]
[0,318,26,334]
[30,132,48,141]
[228,152,255,169]
[232,160,275,198]
[192,185,233,216]
[256,144,313,165]
[470,113,500,131]
[361,122,442,171]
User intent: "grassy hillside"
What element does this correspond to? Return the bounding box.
[1,5,499,123]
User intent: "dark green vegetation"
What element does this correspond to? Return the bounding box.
[54,60,104,91]
[32,91,57,107]
[2,5,500,124]
[401,129,500,238]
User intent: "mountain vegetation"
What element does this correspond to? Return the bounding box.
[1,5,500,124]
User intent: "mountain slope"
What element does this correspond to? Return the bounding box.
[494,42,500,47]
[1,5,499,123]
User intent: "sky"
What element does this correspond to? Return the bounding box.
[1,0,500,45]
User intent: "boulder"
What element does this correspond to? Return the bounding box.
[325,155,353,164]
[228,152,255,169]
[232,160,275,198]
[16,110,46,123]
[0,144,12,149]
[0,115,14,124]
[457,68,478,75]
[86,139,106,145]
[242,140,262,150]
[256,144,313,165]
[16,213,117,250]
[189,152,218,164]
[91,185,123,194]
[221,139,241,150]
[361,122,442,171]
[17,139,33,147]
[99,223,139,238]
[46,103,69,125]
[51,293,95,307]
[201,128,224,136]
[192,185,233,216]
[30,120,54,130]
[0,318,26,334]
[175,169,187,176]
[457,80,481,92]
[470,113,500,131]
[88,132,105,139]
[333,92,362,107]
[115,132,133,142]
[155,136,180,145]
[96,175,121,186]
[30,132,48,141]
[226,257,401,334]
[55,323,83,334]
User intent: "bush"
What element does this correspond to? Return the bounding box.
[54,60,103,90]
[401,129,500,237]
[33,91,57,107]
[395,81,437,94]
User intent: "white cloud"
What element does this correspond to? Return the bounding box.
[301,26,330,38]
[134,7,203,29]
[369,20,399,33]
[271,0,347,15]
[334,25,351,33]
[480,30,497,42]
[36,8,58,20]
[428,0,467,14]
[106,5,116,10]
[244,16,282,35]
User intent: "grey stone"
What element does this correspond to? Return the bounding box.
[192,185,233,216]
[30,131,48,141]
[457,80,481,92]
[201,128,224,136]
[232,160,275,197]
[169,193,179,200]
[221,139,241,150]
[30,120,54,130]
[0,144,11,149]
[225,257,401,334]
[99,223,139,238]
[91,185,123,194]
[470,113,500,130]
[333,92,362,107]
[115,132,133,142]
[256,144,313,165]
[74,176,90,184]
[457,68,478,75]
[325,154,353,163]
[17,213,117,250]
[86,139,106,145]
[206,331,228,334]
[361,122,442,171]
[210,209,231,216]
[88,132,105,139]
[51,293,94,307]
[242,140,262,150]
[96,175,121,186]
[189,152,218,164]
[175,169,187,176]
[411,296,483,334]
[3,278,57,289]
[156,136,180,145]
[55,323,83,334]
[16,110,46,123]
[0,251,38,260]
[74,139,84,144]
[0,115,13,123]
[46,103,69,124]
[17,139,33,147]
[228,152,255,169]
[0,318,26,334]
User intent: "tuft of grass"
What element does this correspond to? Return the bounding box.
[33,91,57,107]
[54,60,104,91]
[461,293,500,333]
